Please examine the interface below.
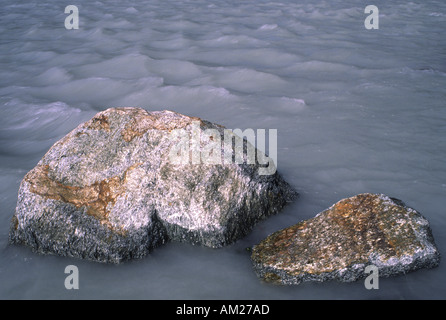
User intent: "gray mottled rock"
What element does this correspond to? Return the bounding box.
[251,193,440,285]
[9,107,297,263]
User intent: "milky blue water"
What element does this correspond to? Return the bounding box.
[1,0,445,299]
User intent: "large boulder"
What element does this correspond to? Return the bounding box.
[251,193,440,284]
[9,107,297,263]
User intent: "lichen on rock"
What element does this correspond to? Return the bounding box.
[251,193,440,285]
[9,107,297,263]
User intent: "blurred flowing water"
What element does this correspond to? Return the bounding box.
[1,0,445,299]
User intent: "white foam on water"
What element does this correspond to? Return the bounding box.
[258,24,278,31]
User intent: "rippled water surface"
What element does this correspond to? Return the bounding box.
[1,0,445,299]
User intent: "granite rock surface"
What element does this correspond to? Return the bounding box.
[251,193,440,285]
[9,107,297,263]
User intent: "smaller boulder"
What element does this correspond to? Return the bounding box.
[251,193,440,285]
